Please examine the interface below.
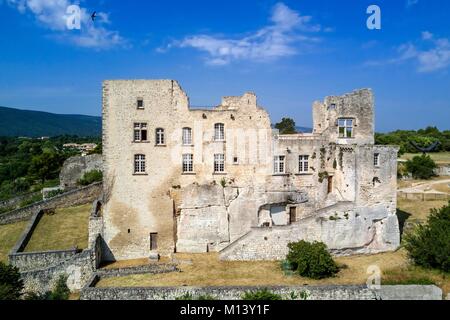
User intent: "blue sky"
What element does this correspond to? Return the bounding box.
[0,0,449,132]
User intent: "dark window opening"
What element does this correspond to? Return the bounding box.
[327,176,333,194]
[289,207,296,224]
[137,99,144,109]
[150,233,158,251]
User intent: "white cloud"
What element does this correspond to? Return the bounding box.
[5,0,126,49]
[165,2,322,65]
[365,32,450,73]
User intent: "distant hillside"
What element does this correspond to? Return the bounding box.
[296,126,312,133]
[0,106,101,137]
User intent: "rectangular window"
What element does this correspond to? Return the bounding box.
[338,118,354,138]
[374,153,380,167]
[182,127,192,145]
[298,155,309,173]
[133,123,147,142]
[134,154,146,173]
[214,154,225,173]
[327,176,333,194]
[274,156,285,174]
[156,128,165,145]
[182,154,193,173]
[214,123,225,141]
[150,233,158,250]
[137,98,144,109]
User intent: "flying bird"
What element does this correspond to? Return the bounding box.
[91,11,97,22]
[409,141,440,154]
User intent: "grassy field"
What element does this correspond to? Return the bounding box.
[0,220,28,263]
[400,152,450,164]
[96,199,449,295]
[24,204,91,252]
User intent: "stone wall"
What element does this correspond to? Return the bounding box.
[219,203,399,260]
[0,192,41,211]
[397,191,450,201]
[0,182,102,225]
[60,154,103,189]
[19,248,97,293]
[80,282,442,300]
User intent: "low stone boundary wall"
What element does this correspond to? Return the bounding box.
[97,263,178,278]
[10,249,79,272]
[397,191,450,201]
[0,191,41,211]
[80,283,442,300]
[20,249,96,293]
[0,182,102,225]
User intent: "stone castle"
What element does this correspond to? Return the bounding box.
[97,80,400,261]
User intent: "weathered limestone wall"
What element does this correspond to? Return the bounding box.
[102,80,274,260]
[219,203,399,260]
[80,283,443,300]
[312,89,374,145]
[60,154,102,189]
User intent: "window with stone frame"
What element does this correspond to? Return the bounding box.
[133,123,148,142]
[274,155,285,174]
[182,153,193,173]
[137,98,144,109]
[214,154,225,173]
[134,154,146,173]
[374,153,380,167]
[155,128,165,145]
[214,123,225,141]
[298,155,309,173]
[338,118,354,138]
[182,127,192,145]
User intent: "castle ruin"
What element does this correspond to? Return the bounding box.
[97,80,400,261]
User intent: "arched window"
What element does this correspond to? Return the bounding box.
[214,123,224,141]
[182,127,192,145]
[155,128,165,145]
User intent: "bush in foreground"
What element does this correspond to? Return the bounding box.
[0,262,24,300]
[403,201,450,272]
[286,240,339,279]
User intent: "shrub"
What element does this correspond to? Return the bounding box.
[78,170,103,186]
[176,293,216,300]
[45,189,65,199]
[405,155,437,180]
[403,202,450,272]
[241,289,282,300]
[286,240,339,279]
[0,262,24,300]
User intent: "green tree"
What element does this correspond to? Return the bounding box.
[405,155,437,179]
[404,202,450,272]
[77,170,103,186]
[275,118,297,134]
[0,262,24,300]
[28,150,63,183]
[286,240,339,279]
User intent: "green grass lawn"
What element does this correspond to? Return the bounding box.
[0,220,28,263]
[400,152,450,164]
[24,203,91,252]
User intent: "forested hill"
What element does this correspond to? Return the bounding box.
[0,106,101,137]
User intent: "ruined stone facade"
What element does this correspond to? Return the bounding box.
[100,80,399,261]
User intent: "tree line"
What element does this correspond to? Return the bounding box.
[0,135,101,201]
